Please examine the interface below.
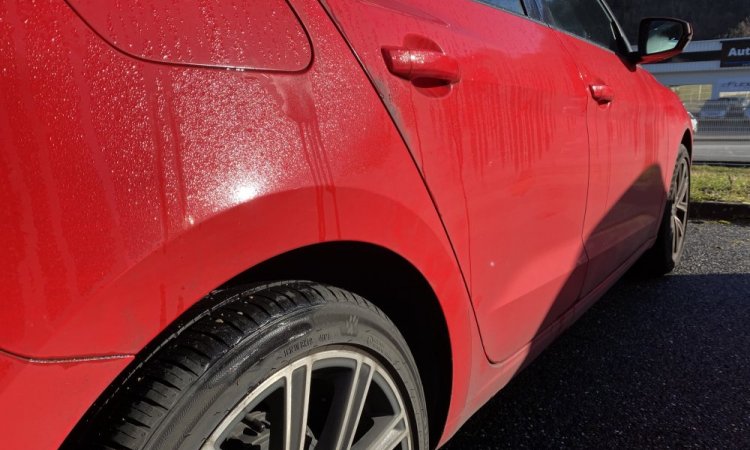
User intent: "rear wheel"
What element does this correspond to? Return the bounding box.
[69,282,428,450]
[636,144,690,276]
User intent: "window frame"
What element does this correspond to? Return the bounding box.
[471,0,528,18]
[468,0,550,27]
[531,0,632,56]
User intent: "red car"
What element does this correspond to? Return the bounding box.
[0,0,693,448]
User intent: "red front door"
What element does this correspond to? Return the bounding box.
[323,0,591,362]
[539,0,668,295]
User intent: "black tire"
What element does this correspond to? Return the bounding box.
[67,282,429,450]
[636,144,691,276]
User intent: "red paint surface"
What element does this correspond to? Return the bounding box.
[65,0,312,71]
[0,0,691,448]
[0,351,132,449]
[323,0,591,364]
[555,33,674,297]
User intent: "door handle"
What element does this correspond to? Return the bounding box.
[589,83,614,104]
[382,47,460,84]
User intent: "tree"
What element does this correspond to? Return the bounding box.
[725,17,750,38]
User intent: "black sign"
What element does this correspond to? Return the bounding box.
[721,39,750,67]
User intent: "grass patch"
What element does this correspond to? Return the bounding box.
[691,165,750,203]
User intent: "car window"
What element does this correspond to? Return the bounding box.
[539,0,618,51]
[477,0,525,15]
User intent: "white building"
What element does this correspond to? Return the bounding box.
[645,37,750,101]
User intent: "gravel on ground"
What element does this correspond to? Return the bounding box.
[443,221,750,450]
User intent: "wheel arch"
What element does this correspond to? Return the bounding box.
[59,185,475,448]
[220,241,453,447]
[63,241,455,449]
[681,129,693,158]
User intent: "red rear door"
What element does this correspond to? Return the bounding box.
[323,0,591,362]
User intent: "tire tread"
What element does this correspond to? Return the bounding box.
[70,281,402,450]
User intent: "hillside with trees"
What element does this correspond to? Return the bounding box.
[607,0,750,41]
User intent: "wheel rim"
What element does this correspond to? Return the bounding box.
[670,157,690,261]
[202,349,413,450]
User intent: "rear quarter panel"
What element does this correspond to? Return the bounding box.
[0,0,481,446]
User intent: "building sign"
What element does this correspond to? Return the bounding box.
[717,78,750,94]
[721,39,750,67]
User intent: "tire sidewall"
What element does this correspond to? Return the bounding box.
[145,301,428,450]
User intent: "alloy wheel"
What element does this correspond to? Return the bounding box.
[202,349,413,450]
[670,156,690,261]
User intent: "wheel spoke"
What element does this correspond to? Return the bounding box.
[317,356,374,450]
[284,363,312,450]
[668,158,690,260]
[672,215,685,258]
[675,216,685,240]
[205,350,411,450]
[201,375,285,450]
[351,412,409,450]
[676,198,689,213]
[677,174,689,204]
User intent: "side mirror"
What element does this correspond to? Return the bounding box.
[635,18,693,64]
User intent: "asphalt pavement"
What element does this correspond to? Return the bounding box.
[694,139,750,164]
[443,221,750,449]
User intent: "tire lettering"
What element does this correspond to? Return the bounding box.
[283,337,313,357]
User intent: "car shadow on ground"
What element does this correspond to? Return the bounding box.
[443,261,750,448]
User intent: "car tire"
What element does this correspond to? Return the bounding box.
[69,281,429,450]
[636,144,690,276]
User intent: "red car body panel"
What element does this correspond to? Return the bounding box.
[0,0,485,447]
[65,0,313,71]
[0,0,692,448]
[553,33,670,297]
[322,0,591,364]
[0,0,474,360]
[0,351,132,449]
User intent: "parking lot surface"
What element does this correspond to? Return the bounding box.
[443,220,750,449]
[694,139,750,164]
